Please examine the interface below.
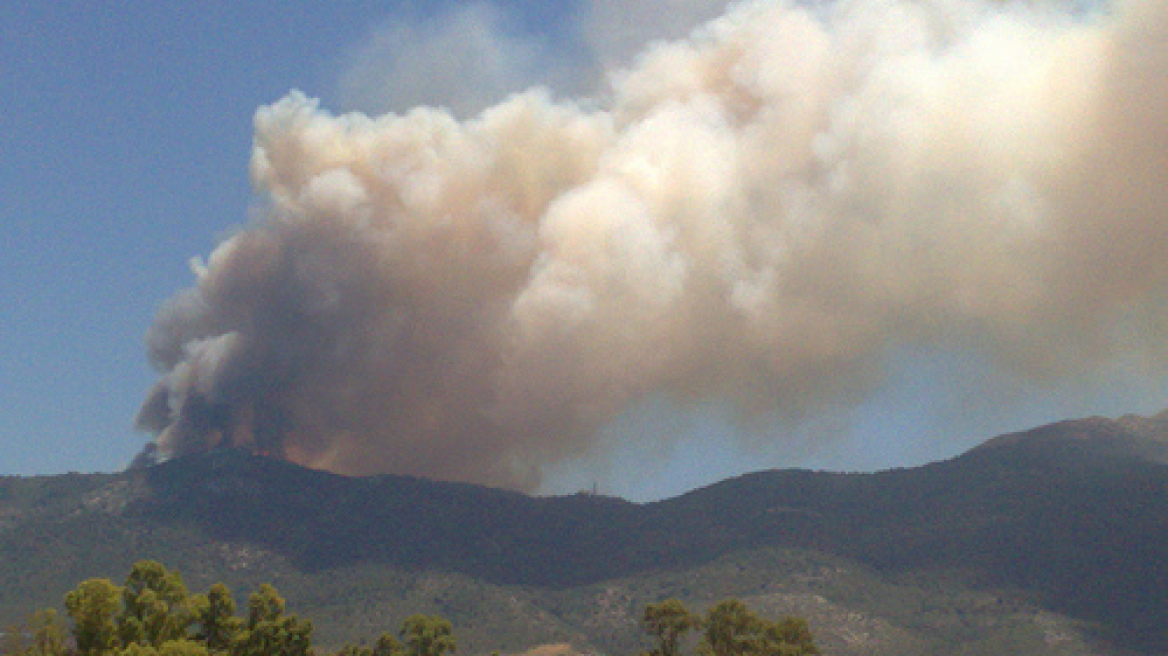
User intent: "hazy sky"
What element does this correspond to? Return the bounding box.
[4,0,1167,501]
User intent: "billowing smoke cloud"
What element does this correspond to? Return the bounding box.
[136,0,1168,491]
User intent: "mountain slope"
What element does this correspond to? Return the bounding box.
[2,412,1166,654]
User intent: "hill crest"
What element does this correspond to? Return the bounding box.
[3,411,1167,654]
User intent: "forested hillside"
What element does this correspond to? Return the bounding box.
[4,561,817,656]
[2,413,1166,654]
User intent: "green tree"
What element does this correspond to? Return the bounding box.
[336,630,404,653]
[399,615,455,656]
[119,643,158,656]
[157,639,211,656]
[700,600,760,656]
[695,600,818,656]
[371,632,403,656]
[232,616,312,656]
[757,617,817,656]
[27,608,68,656]
[65,578,123,656]
[118,640,209,656]
[332,634,401,656]
[244,585,283,628]
[118,561,196,648]
[230,585,312,656]
[641,599,698,656]
[192,584,241,653]
[46,562,476,656]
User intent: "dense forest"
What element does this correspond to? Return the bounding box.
[2,562,817,656]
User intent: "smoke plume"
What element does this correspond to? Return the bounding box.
[137,0,1168,491]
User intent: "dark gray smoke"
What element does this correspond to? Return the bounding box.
[136,0,1168,491]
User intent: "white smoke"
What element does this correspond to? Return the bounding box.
[337,3,559,118]
[137,0,1168,491]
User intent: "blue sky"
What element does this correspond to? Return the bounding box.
[2,2,404,475]
[3,0,1167,501]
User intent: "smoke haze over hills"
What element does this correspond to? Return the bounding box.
[136,0,1168,491]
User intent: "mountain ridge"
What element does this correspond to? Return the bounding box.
[3,412,1167,654]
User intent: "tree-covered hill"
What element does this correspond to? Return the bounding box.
[2,412,1166,654]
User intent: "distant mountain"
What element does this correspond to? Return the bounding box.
[2,412,1166,655]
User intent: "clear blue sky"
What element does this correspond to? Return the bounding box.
[3,0,1165,501]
